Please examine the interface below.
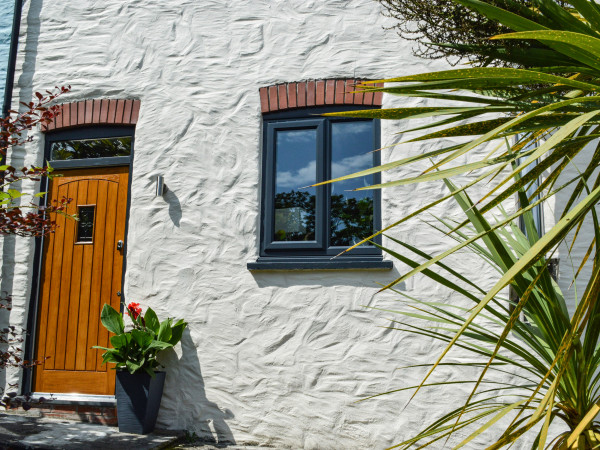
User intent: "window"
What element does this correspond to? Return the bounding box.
[76,205,95,243]
[45,126,134,169]
[50,136,131,161]
[249,108,391,270]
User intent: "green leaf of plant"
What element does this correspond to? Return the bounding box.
[365,67,600,90]
[147,340,173,351]
[454,0,600,70]
[6,189,23,199]
[478,109,600,205]
[353,152,517,191]
[412,182,600,409]
[455,400,527,449]
[493,31,600,68]
[130,329,152,348]
[99,303,124,335]
[427,95,600,174]
[169,320,187,346]
[404,115,579,143]
[324,106,482,120]
[144,307,160,333]
[312,144,461,187]
[110,334,129,350]
[157,318,172,342]
[453,0,549,34]
[568,0,600,33]
[126,359,142,374]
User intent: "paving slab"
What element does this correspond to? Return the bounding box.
[173,444,276,450]
[0,413,183,449]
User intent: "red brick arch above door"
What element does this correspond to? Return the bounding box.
[43,99,140,132]
[259,79,383,114]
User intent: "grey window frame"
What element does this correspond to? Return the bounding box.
[45,126,134,169]
[263,119,325,251]
[249,106,392,270]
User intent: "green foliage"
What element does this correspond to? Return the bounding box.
[376,0,572,67]
[327,0,600,446]
[94,303,188,376]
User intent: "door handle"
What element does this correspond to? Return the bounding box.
[116,240,123,251]
[117,291,122,297]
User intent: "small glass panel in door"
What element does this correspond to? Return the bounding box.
[76,205,95,243]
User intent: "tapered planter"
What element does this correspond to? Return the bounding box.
[115,370,166,434]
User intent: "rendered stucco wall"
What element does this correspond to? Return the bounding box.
[3,1,555,448]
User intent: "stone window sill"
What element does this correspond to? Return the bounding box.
[247,258,393,271]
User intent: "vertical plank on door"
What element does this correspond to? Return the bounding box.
[64,180,88,371]
[86,180,108,371]
[75,180,98,371]
[96,182,118,371]
[54,182,78,369]
[41,183,68,370]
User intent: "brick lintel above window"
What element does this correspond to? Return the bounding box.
[259,79,383,114]
[43,99,141,132]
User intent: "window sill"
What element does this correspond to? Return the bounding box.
[247,258,393,271]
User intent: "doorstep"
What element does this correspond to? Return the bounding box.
[0,413,184,449]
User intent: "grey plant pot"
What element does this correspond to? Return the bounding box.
[115,370,166,434]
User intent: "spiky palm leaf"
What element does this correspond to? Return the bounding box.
[323,0,600,447]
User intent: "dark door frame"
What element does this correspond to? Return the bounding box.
[22,125,135,396]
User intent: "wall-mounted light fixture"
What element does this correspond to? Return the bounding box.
[156,175,166,197]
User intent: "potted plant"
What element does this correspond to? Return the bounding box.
[94,302,187,434]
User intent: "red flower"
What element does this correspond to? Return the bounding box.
[126,302,142,320]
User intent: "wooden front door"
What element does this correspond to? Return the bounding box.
[34,166,129,395]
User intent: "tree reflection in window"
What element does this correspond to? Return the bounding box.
[274,190,316,241]
[330,195,373,246]
[274,191,373,245]
[271,121,375,245]
[50,137,131,161]
[330,122,374,246]
[274,128,317,242]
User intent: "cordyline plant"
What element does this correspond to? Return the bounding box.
[94,303,187,376]
[0,86,70,409]
[320,0,600,447]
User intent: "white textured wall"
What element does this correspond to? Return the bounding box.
[3,1,539,448]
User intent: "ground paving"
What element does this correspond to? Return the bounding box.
[0,414,278,449]
[173,446,273,450]
[0,413,182,449]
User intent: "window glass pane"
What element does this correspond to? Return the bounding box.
[274,128,317,242]
[330,121,374,246]
[77,205,95,243]
[50,137,131,161]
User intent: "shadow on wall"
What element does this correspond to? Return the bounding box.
[251,266,404,290]
[159,329,236,445]
[163,188,182,228]
[154,178,182,227]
